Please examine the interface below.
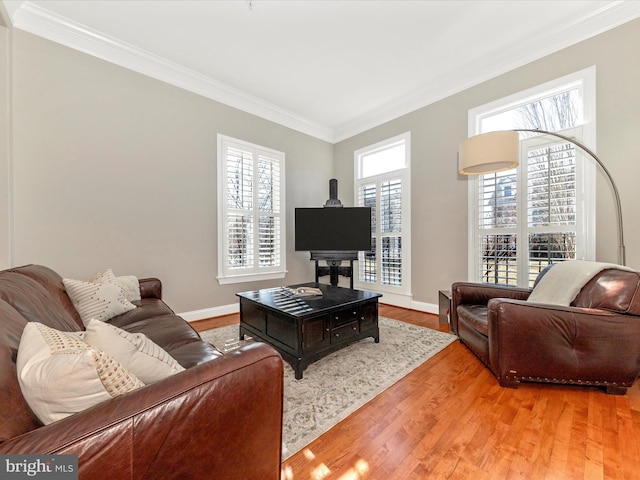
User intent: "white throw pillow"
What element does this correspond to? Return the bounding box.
[116,275,141,302]
[92,269,141,302]
[91,268,118,285]
[63,277,136,325]
[83,319,184,384]
[17,322,144,425]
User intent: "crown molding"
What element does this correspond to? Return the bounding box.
[9,1,336,142]
[6,1,640,145]
[333,0,640,142]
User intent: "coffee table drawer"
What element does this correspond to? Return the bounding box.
[330,307,359,328]
[331,321,359,343]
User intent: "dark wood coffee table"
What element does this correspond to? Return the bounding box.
[236,283,381,379]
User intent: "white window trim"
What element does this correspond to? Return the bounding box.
[216,134,286,285]
[467,67,596,284]
[354,132,412,297]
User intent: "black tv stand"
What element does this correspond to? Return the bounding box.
[310,251,357,288]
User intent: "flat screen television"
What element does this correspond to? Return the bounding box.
[295,207,372,252]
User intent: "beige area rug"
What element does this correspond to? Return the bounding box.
[200,316,456,459]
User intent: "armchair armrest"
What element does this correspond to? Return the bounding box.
[138,277,162,300]
[0,342,284,480]
[450,282,531,334]
[452,282,531,305]
[487,298,640,392]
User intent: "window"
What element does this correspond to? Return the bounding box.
[354,133,411,298]
[217,135,286,284]
[468,68,595,287]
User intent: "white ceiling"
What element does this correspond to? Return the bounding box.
[3,0,640,142]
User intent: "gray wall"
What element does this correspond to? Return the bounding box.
[333,18,640,308]
[8,29,333,313]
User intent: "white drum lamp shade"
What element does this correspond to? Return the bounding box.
[458,130,519,175]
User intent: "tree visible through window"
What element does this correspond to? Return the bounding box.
[470,69,595,287]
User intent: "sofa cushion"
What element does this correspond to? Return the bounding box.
[83,319,184,383]
[108,298,176,327]
[63,277,137,325]
[0,300,42,441]
[8,264,84,329]
[456,304,489,336]
[108,314,200,346]
[17,322,144,425]
[0,272,80,332]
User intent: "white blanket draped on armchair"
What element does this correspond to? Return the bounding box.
[527,260,633,306]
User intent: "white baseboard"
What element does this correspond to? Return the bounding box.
[180,304,239,323]
[374,291,438,315]
[408,300,438,315]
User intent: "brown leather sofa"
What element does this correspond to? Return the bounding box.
[451,267,640,394]
[0,264,284,479]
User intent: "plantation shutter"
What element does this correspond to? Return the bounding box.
[358,183,377,283]
[218,135,285,283]
[357,177,404,287]
[380,179,402,286]
[226,146,254,269]
[257,154,281,268]
[524,138,577,285]
[477,169,518,285]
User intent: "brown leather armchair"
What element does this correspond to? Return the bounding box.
[451,267,640,394]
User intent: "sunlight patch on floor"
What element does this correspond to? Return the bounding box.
[281,448,370,480]
[337,458,370,480]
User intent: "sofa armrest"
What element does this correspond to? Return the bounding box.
[0,342,284,480]
[450,282,531,334]
[487,299,640,389]
[138,277,162,300]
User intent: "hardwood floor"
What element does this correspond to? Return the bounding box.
[192,305,640,480]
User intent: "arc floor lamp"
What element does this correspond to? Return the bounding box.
[458,128,626,266]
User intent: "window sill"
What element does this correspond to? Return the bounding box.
[217,271,287,285]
